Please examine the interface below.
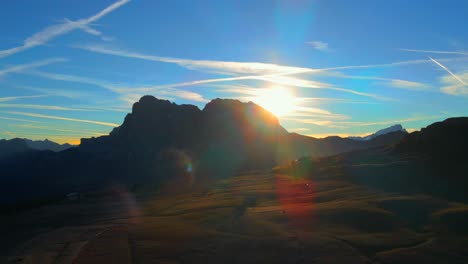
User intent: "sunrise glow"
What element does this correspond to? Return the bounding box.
[255,86,296,117]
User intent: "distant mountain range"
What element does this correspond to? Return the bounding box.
[23,139,73,152]
[278,116,468,202]
[349,124,407,141]
[0,138,73,158]
[0,95,466,206]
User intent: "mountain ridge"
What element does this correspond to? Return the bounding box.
[349,124,407,141]
[0,96,452,206]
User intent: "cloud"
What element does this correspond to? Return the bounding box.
[168,90,209,103]
[79,44,433,75]
[285,115,442,128]
[14,123,107,137]
[12,84,88,99]
[76,44,458,100]
[252,75,391,99]
[78,44,441,77]
[307,41,332,51]
[0,0,129,59]
[0,58,66,77]
[0,128,16,138]
[0,116,40,123]
[290,106,349,118]
[8,111,119,127]
[26,69,210,103]
[307,132,371,138]
[439,71,468,96]
[75,44,309,75]
[0,103,97,111]
[338,115,443,128]
[288,127,310,133]
[328,72,429,91]
[399,48,468,56]
[280,105,351,128]
[388,79,429,90]
[0,94,47,102]
[284,118,343,128]
[25,69,113,88]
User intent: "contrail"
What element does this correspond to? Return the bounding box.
[400,48,468,56]
[0,0,130,59]
[429,57,467,86]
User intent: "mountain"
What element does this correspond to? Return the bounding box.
[280,130,407,161]
[23,138,73,152]
[0,138,33,159]
[0,96,415,205]
[79,96,404,175]
[80,97,288,179]
[349,124,407,141]
[395,117,468,157]
[278,117,468,202]
[0,138,72,159]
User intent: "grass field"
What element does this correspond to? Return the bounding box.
[2,167,468,263]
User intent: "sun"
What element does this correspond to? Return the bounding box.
[255,86,296,117]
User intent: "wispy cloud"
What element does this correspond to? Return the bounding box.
[77,44,443,76]
[25,69,210,103]
[12,84,88,99]
[25,69,113,88]
[75,44,309,75]
[0,116,40,123]
[288,127,310,133]
[0,128,16,138]
[0,103,97,111]
[306,41,332,52]
[388,79,429,90]
[439,71,468,96]
[285,115,442,129]
[194,77,385,100]
[8,111,119,127]
[284,118,343,128]
[14,123,107,137]
[328,72,429,91]
[0,94,47,102]
[0,58,66,77]
[338,115,443,127]
[253,75,391,99]
[400,48,468,56]
[0,0,129,59]
[76,44,457,100]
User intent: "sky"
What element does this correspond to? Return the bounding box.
[1,0,468,144]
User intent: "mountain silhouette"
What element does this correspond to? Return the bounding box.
[0,138,33,159]
[279,117,468,202]
[0,138,72,159]
[23,138,73,152]
[0,96,433,206]
[79,96,405,177]
[395,117,468,157]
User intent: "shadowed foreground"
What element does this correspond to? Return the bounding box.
[3,166,468,263]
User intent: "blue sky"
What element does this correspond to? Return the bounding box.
[1,0,468,144]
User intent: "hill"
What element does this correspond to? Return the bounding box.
[277,117,468,202]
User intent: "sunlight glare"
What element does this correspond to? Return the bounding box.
[255,86,296,117]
